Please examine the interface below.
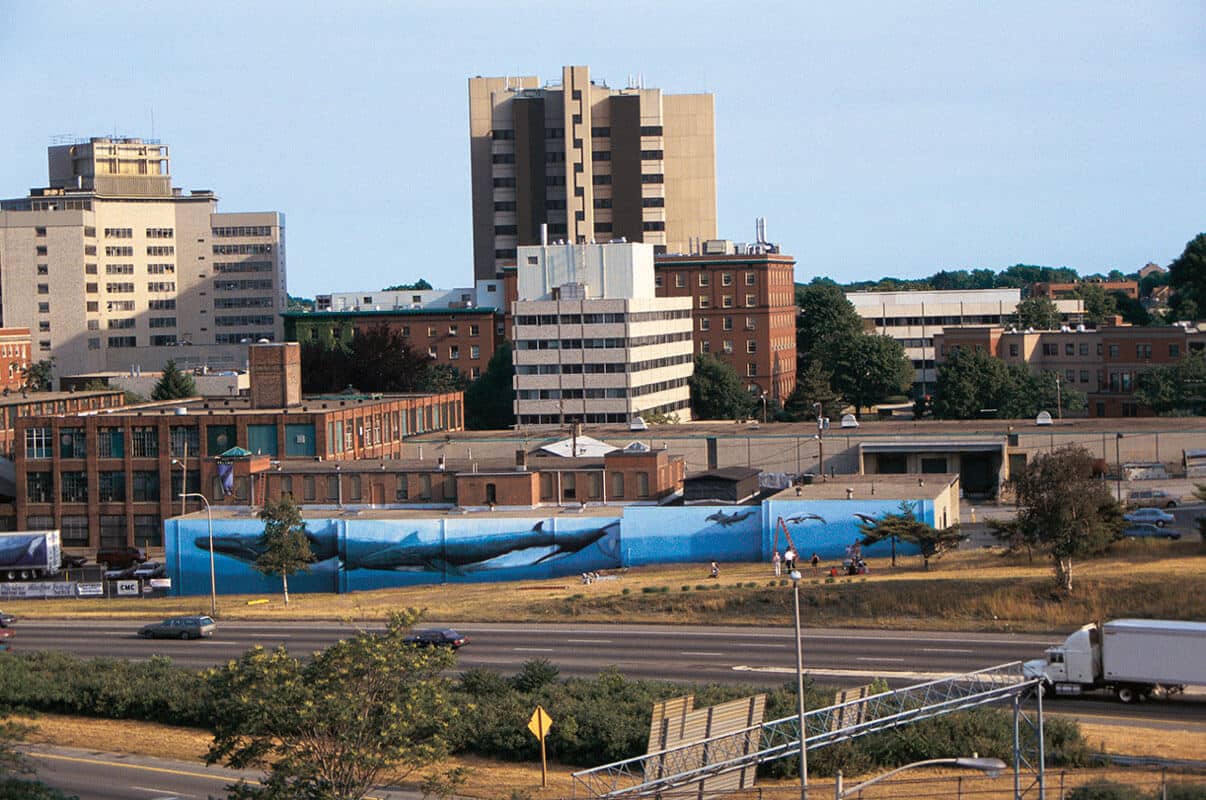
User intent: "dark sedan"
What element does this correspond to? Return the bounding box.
[0,610,15,627]
[138,615,216,640]
[404,628,469,649]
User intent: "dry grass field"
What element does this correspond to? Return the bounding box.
[5,542,1204,633]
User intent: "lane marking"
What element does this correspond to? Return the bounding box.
[30,751,252,784]
[733,665,959,681]
[921,648,974,654]
[681,651,724,657]
[856,657,905,662]
[513,647,554,652]
[131,786,192,797]
[745,644,785,648]
[566,639,613,644]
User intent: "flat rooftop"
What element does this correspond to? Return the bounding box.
[768,473,958,502]
[0,389,123,407]
[175,503,626,523]
[64,392,457,418]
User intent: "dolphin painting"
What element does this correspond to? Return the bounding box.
[785,513,827,524]
[194,526,340,564]
[705,509,757,527]
[344,520,621,573]
[852,513,880,527]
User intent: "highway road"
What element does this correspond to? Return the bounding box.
[8,619,1206,726]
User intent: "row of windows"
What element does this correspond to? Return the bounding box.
[213,243,272,255]
[215,315,274,327]
[105,264,134,275]
[214,260,273,273]
[146,228,174,239]
[515,331,691,350]
[148,263,175,274]
[215,332,275,344]
[698,294,760,309]
[514,352,693,376]
[513,310,692,325]
[149,317,176,328]
[699,317,759,332]
[23,512,162,548]
[215,297,273,308]
[105,246,133,257]
[27,470,166,504]
[147,245,174,256]
[148,281,176,292]
[216,279,274,291]
[212,225,272,237]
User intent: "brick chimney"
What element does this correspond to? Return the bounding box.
[249,342,301,409]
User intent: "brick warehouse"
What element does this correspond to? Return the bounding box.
[13,343,463,551]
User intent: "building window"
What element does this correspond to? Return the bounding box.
[611,471,625,498]
[134,515,162,548]
[1169,343,1180,358]
[745,317,756,331]
[636,472,650,498]
[59,428,86,459]
[1065,343,1075,355]
[97,427,124,458]
[723,317,733,331]
[1080,370,1090,383]
[132,471,160,502]
[699,318,710,332]
[61,471,88,503]
[26,472,53,503]
[1080,343,1089,356]
[97,471,126,502]
[700,341,710,353]
[745,294,756,307]
[698,296,711,309]
[747,363,757,376]
[745,273,756,286]
[721,273,733,286]
[1042,343,1058,356]
[674,274,685,288]
[722,295,734,308]
[1108,344,1120,358]
[1137,344,1152,360]
[1009,344,1019,357]
[747,340,757,353]
[698,274,709,287]
[470,345,480,359]
[723,340,734,354]
[131,426,159,457]
[24,427,52,459]
[61,516,89,547]
[1065,369,1075,382]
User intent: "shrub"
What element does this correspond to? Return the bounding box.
[0,779,78,799]
[622,588,631,595]
[1065,780,1145,800]
[512,659,560,693]
[682,586,691,592]
[1165,785,1206,800]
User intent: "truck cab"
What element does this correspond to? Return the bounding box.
[1023,623,1101,693]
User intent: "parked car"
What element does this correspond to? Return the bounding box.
[104,564,140,581]
[61,553,89,569]
[131,561,166,579]
[1126,489,1179,509]
[0,610,15,627]
[403,628,469,649]
[97,546,147,569]
[1123,508,1176,527]
[138,616,216,640]
[1122,524,1181,541]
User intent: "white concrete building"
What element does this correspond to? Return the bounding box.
[512,242,693,425]
[314,279,504,312]
[0,137,286,378]
[846,288,1085,392]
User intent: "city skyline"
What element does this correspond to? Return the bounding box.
[3,1,1203,297]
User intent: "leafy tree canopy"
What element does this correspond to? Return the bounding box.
[1168,233,1206,321]
[1014,296,1062,330]
[858,501,963,568]
[1009,445,1123,592]
[1134,355,1206,416]
[382,279,433,291]
[688,354,754,420]
[827,334,913,416]
[1074,283,1118,327]
[300,324,439,395]
[21,359,54,393]
[206,609,456,800]
[256,496,315,606]
[781,361,843,422]
[464,342,515,430]
[932,347,1084,420]
[151,360,197,401]
[795,282,865,365]
[286,295,314,312]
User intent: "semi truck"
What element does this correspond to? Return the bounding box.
[0,530,62,581]
[1024,619,1206,703]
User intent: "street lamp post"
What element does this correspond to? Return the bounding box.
[170,456,186,516]
[834,757,1007,799]
[1115,433,1123,502]
[761,392,768,425]
[790,569,808,800]
[179,492,216,617]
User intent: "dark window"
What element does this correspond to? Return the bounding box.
[640,125,663,136]
[641,197,665,207]
[491,129,514,140]
[640,173,665,184]
[492,177,516,188]
[132,471,160,502]
[491,153,515,164]
[592,151,611,161]
[592,174,612,185]
[590,126,611,137]
[639,150,664,160]
[642,221,666,231]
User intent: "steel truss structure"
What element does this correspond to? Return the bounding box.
[572,662,1046,800]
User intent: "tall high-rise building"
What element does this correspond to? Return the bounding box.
[0,137,286,379]
[469,65,717,281]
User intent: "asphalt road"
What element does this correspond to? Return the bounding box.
[25,743,420,800]
[9,620,1206,727]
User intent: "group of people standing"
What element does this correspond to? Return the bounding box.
[771,548,821,576]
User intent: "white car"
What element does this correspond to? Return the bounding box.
[1122,508,1175,527]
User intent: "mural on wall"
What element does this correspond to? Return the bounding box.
[763,498,929,564]
[163,495,935,597]
[620,506,762,566]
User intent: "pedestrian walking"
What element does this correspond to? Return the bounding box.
[710,561,720,579]
[784,547,796,571]
[810,552,820,575]
[772,550,782,576]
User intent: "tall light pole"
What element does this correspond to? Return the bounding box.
[761,392,768,425]
[813,402,825,481]
[170,454,187,516]
[179,492,216,617]
[1114,433,1123,502]
[790,569,809,799]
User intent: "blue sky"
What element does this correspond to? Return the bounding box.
[3,2,1203,297]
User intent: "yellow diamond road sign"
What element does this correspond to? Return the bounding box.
[528,705,552,739]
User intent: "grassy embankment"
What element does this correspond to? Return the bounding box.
[5,539,1205,631]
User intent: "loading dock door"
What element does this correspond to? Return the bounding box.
[961,454,994,496]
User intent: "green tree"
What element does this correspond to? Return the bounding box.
[827,335,913,416]
[255,496,315,606]
[857,501,963,568]
[349,325,434,394]
[419,363,468,394]
[150,360,197,401]
[1074,283,1117,326]
[205,610,456,800]
[688,354,754,420]
[21,359,54,393]
[464,343,515,430]
[1015,296,1062,330]
[1110,291,1151,325]
[933,348,1083,420]
[1168,233,1206,320]
[1134,355,1206,415]
[795,281,864,366]
[382,278,433,291]
[781,362,842,421]
[1009,445,1123,592]
[286,295,315,312]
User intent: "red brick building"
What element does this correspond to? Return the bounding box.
[933,323,1206,417]
[653,249,798,404]
[0,328,31,393]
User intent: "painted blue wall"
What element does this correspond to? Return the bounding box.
[164,497,928,597]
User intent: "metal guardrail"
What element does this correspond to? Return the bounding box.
[573,662,1039,799]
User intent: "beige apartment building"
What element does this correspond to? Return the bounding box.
[469,65,717,280]
[511,242,693,425]
[0,137,286,379]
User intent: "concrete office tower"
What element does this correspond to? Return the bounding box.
[469,65,717,281]
[512,242,693,425]
[0,137,286,378]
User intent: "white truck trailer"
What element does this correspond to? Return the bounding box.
[0,530,62,581]
[1024,619,1206,703]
